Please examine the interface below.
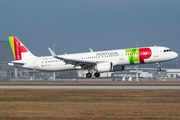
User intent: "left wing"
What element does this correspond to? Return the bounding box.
[48,48,97,69]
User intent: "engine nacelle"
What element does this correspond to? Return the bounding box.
[113,65,125,71]
[95,62,113,72]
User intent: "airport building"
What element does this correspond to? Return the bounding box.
[0,41,14,79]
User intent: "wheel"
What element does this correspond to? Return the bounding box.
[157,68,161,71]
[86,73,92,78]
[94,72,100,78]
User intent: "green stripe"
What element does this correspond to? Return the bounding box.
[125,48,140,64]
[9,36,16,60]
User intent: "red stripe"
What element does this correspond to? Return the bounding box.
[13,37,28,60]
[14,37,21,60]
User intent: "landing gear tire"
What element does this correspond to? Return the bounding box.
[157,68,161,71]
[94,72,100,78]
[156,62,161,72]
[86,73,92,78]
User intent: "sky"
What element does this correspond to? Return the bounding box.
[0,0,180,60]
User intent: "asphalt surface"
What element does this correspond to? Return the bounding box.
[0,80,180,89]
[0,85,180,89]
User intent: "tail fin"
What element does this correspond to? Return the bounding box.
[9,36,36,60]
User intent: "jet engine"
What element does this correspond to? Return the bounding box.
[95,62,113,72]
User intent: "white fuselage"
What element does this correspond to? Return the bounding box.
[14,46,178,72]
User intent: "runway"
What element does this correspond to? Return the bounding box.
[1,80,180,89]
[0,85,180,89]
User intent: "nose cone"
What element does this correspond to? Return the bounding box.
[173,52,178,59]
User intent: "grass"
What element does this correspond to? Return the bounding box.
[0,89,180,119]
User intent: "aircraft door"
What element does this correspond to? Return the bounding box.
[154,48,159,57]
[119,52,124,60]
[33,58,38,69]
[77,56,82,60]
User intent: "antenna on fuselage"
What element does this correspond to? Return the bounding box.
[136,42,139,48]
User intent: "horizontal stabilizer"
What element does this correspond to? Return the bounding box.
[8,61,25,67]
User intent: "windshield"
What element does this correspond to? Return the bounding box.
[164,49,172,52]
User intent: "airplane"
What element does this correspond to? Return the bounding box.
[8,36,178,78]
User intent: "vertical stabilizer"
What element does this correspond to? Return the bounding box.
[9,36,36,60]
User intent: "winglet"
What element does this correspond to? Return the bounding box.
[48,47,57,57]
[89,48,93,52]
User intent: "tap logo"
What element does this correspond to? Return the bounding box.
[125,48,152,64]
[9,36,28,60]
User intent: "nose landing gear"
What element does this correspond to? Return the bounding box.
[156,62,161,71]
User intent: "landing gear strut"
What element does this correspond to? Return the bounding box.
[156,62,161,71]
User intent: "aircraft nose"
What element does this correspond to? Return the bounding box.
[173,52,178,59]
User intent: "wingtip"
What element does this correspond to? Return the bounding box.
[89,48,93,52]
[48,47,57,57]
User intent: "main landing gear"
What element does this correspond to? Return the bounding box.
[86,72,100,78]
[86,73,92,78]
[94,72,100,77]
[156,62,161,71]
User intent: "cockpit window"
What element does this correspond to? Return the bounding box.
[164,49,172,52]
